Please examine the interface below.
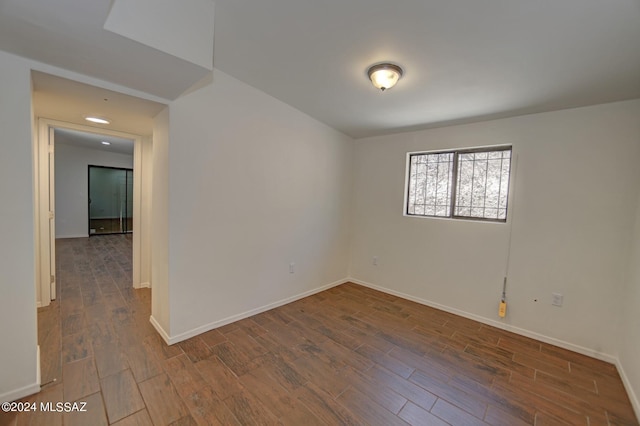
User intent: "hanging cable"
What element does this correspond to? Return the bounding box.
[500,153,518,318]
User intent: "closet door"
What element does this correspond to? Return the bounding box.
[89,166,133,235]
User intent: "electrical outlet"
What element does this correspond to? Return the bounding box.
[289,262,295,274]
[372,256,378,266]
[552,293,563,307]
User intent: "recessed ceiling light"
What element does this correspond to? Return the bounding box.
[84,116,110,124]
[101,141,111,145]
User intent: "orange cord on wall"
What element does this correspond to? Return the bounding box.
[500,153,517,319]
[499,277,507,318]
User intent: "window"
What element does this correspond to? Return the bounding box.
[406,146,512,222]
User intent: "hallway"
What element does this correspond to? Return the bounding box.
[9,235,160,425]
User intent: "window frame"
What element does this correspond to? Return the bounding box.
[404,145,512,223]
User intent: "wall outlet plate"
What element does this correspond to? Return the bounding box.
[552,292,563,307]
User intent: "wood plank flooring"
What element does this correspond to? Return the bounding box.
[2,235,637,425]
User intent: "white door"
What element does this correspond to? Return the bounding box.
[37,120,56,306]
[48,126,56,299]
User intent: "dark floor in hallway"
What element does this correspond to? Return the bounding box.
[2,235,637,425]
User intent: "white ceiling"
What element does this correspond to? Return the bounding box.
[0,0,211,100]
[55,128,134,156]
[2,0,640,138]
[32,72,166,136]
[213,0,640,137]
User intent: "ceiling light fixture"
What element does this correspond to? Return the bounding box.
[367,63,403,91]
[84,116,111,124]
[101,141,111,145]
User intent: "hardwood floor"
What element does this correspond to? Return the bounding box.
[2,235,637,425]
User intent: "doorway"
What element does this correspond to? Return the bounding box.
[88,166,134,235]
[31,71,162,403]
[36,118,150,307]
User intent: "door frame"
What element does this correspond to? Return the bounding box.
[36,118,145,306]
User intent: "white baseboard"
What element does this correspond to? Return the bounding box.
[133,281,151,290]
[348,278,618,364]
[159,278,348,346]
[0,382,40,404]
[0,348,40,402]
[616,358,640,422]
[149,315,172,345]
[36,345,41,387]
[0,347,41,402]
[55,234,89,239]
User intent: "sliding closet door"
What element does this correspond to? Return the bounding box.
[88,166,134,235]
[125,169,134,233]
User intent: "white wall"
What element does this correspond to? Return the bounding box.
[0,51,39,402]
[55,143,133,238]
[620,181,640,416]
[139,137,153,287]
[150,107,171,338]
[163,70,353,340]
[350,99,640,359]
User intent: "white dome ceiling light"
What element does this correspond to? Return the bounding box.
[367,63,403,91]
